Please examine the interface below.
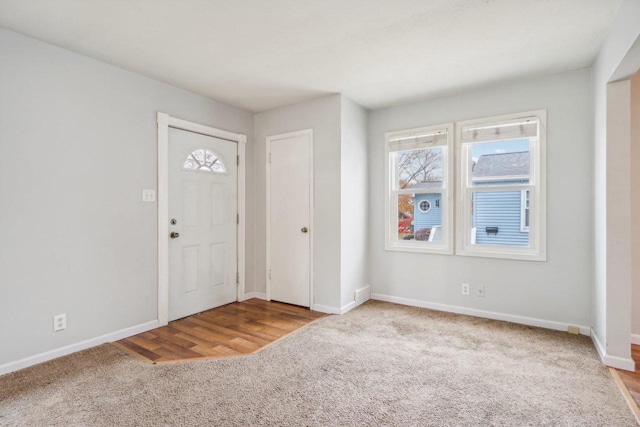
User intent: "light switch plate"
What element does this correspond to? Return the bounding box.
[142,189,156,202]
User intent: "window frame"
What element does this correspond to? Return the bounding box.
[384,123,454,255]
[455,110,547,261]
[520,190,530,232]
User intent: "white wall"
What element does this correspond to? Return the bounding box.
[604,80,633,360]
[0,28,254,367]
[592,0,640,361]
[632,71,640,337]
[340,97,369,308]
[368,68,593,328]
[253,95,343,309]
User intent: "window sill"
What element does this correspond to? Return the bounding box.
[456,246,546,262]
[385,242,453,255]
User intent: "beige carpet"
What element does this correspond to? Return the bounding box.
[0,301,636,426]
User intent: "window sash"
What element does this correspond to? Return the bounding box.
[393,188,446,196]
[461,185,536,245]
[520,190,530,232]
[461,183,538,252]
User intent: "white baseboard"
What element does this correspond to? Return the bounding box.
[0,320,159,376]
[242,292,268,301]
[312,304,341,314]
[605,355,636,371]
[592,329,636,371]
[312,301,358,315]
[355,286,371,306]
[630,334,640,345]
[340,301,357,314]
[591,328,607,360]
[371,293,591,336]
[316,286,370,315]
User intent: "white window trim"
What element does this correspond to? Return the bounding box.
[455,109,547,261]
[384,123,454,255]
[520,190,530,232]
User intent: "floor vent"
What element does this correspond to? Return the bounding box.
[355,286,371,306]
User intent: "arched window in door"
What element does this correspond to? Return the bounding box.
[183,149,226,173]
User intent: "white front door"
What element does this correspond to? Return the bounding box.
[168,128,238,321]
[267,130,312,307]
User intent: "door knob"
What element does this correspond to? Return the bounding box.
[301,227,308,233]
[170,232,180,239]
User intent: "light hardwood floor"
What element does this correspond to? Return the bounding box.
[113,298,327,364]
[615,345,640,404]
[611,344,640,423]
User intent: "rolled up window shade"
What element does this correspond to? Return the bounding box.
[388,129,448,152]
[461,117,538,143]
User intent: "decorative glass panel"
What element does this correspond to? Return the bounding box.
[183,149,226,173]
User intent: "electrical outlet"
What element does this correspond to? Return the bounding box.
[461,283,470,296]
[142,189,156,203]
[477,285,485,297]
[53,314,66,332]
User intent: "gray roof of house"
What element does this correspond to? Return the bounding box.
[473,151,529,178]
[408,152,529,189]
[410,181,443,189]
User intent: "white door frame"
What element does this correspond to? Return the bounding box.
[157,112,246,326]
[265,129,314,307]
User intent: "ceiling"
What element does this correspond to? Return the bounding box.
[0,0,622,113]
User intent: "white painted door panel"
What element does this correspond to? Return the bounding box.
[168,128,237,321]
[268,132,311,307]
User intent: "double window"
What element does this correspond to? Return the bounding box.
[385,110,546,261]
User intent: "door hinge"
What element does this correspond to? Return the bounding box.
[268,153,271,163]
[237,214,239,224]
[236,272,239,284]
[268,270,272,280]
[237,155,239,166]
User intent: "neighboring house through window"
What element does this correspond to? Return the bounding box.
[471,150,530,246]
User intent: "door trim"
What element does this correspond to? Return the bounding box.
[265,129,314,307]
[157,112,247,326]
